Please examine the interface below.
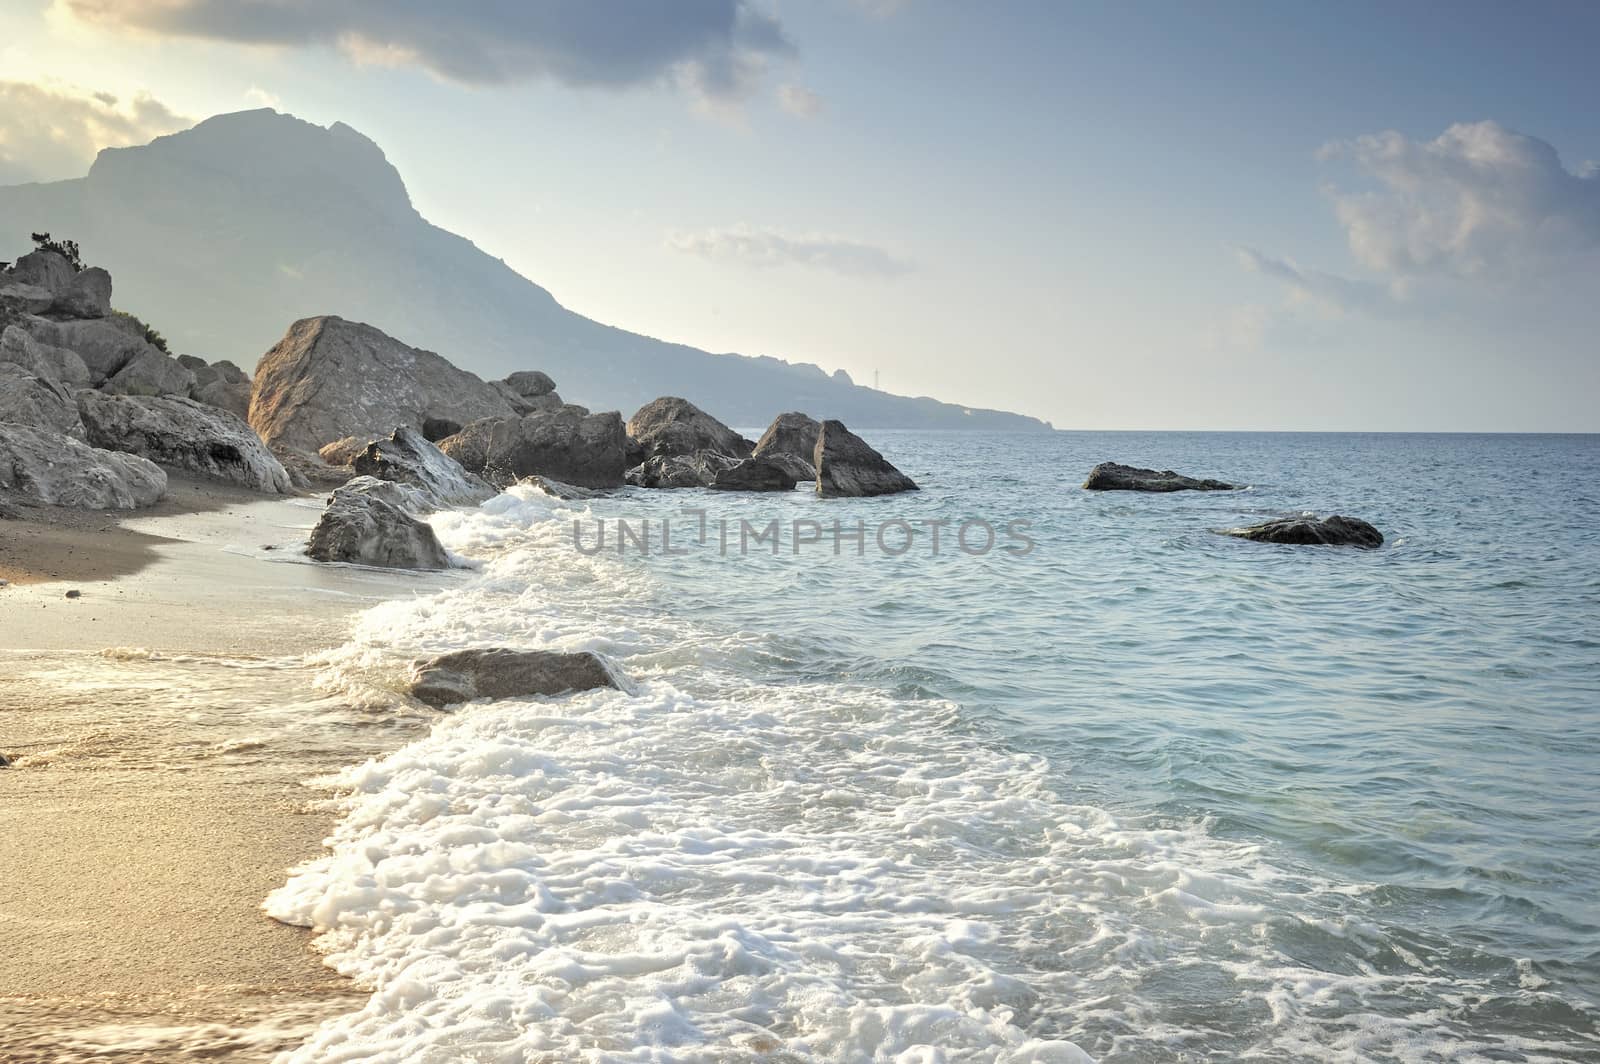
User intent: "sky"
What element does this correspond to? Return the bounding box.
[1,0,1597,432]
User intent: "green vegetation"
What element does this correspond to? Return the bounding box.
[30,232,84,272]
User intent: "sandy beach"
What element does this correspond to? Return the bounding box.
[0,481,448,1062]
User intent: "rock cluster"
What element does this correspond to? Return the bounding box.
[1,246,284,509]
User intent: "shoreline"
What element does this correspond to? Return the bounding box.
[0,480,449,1061]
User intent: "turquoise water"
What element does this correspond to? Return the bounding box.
[285,431,1600,1062]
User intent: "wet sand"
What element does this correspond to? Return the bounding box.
[0,482,451,1061]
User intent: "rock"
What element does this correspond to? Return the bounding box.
[752,412,820,481]
[178,354,219,388]
[0,424,167,509]
[0,362,84,438]
[306,486,450,570]
[503,370,557,398]
[490,385,566,418]
[625,451,736,489]
[274,446,355,490]
[64,589,81,599]
[104,347,197,397]
[522,475,605,500]
[408,648,617,708]
[23,315,158,383]
[626,396,753,463]
[0,752,10,768]
[814,420,918,497]
[77,391,293,493]
[1,324,57,378]
[440,408,627,489]
[54,267,112,318]
[1082,462,1236,492]
[422,417,461,442]
[210,360,249,386]
[350,425,493,508]
[8,249,75,296]
[0,282,54,315]
[711,456,799,492]
[1221,514,1384,548]
[193,378,252,420]
[318,435,379,467]
[249,316,517,454]
[333,473,430,512]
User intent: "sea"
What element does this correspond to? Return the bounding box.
[87,431,1600,1061]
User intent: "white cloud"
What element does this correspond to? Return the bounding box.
[59,0,797,107]
[244,85,282,109]
[1234,246,1400,317]
[1319,120,1600,278]
[0,80,191,185]
[668,225,913,277]
[777,83,823,119]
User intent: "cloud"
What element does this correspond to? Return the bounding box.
[1234,246,1399,317]
[59,0,797,104]
[777,83,823,119]
[668,225,913,277]
[0,80,191,185]
[244,85,282,109]
[1319,120,1600,278]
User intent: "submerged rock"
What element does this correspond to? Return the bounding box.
[711,456,800,492]
[626,396,752,463]
[1083,462,1236,492]
[409,648,618,708]
[522,475,605,500]
[306,486,450,570]
[1221,513,1383,548]
[0,424,167,509]
[351,425,493,508]
[814,420,918,497]
[77,391,293,493]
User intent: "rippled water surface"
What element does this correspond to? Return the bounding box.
[276,431,1600,1062]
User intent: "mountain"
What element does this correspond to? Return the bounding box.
[0,109,1049,431]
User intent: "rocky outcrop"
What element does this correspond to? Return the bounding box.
[55,267,112,319]
[711,456,800,492]
[0,424,166,509]
[1221,514,1383,548]
[7,249,75,297]
[77,391,293,493]
[753,411,821,480]
[626,396,753,463]
[408,648,617,708]
[1082,463,1236,492]
[249,316,519,455]
[814,420,918,497]
[0,362,84,438]
[20,316,157,383]
[0,281,53,315]
[350,425,493,508]
[441,407,627,488]
[103,347,196,397]
[625,451,737,489]
[305,485,450,569]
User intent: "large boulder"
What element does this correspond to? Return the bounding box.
[0,282,53,316]
[626,396,753,463]
[103,347,196,397]
[1221,514,1383,548]
[0,363,84,438]
[55,267,112,319]
[441,407,627,489]
[503,370,557,398]
[20,315,157,383]
[306,485,450,570]
[0,424,167,509]
[625,451,737,489]
[249,316,517,455]
[408,648,617,708]
[77,391,293,493]
[351,425,494,508]
[711,456,800,492]
[1083,462,1236,492]
[752,411,821,481]
[7,250,75,297]
[193,378,252,419]
[814,420,918,497]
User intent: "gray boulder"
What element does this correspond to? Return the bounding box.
[249,316,517,454]
[210,360,249,386]
[490,384,566,418]
[0,424,166,509]
[193,378,252,419]
[712,456,799,492]
[333,473,430,512]
[626,396,753,463]
[409,648,617,708]
[753,412,821,481]
[441,407,627,489]
[8,250,75,296]
[55,267,112,319]
[503,370,557,398]
[77,391,293,493]
[0,282,54,315]
[306,486,450,570]
[625,451,737,489]
[814,420,918,497]
[1221,514,1383,548]
[0,362,84,438]
[21,315,156,383]
[351,425,493,508]
[103,347,196,397]
[1083,462,1236,492]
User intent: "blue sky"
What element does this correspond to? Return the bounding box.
[2,0,1597,431]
